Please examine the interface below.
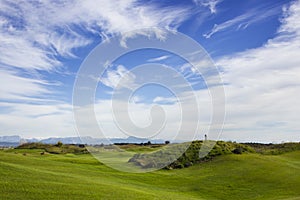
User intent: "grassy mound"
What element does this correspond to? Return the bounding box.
[128,141,300,169]
[17,142,88,154]
[128,141,255,169]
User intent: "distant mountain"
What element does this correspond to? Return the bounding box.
[0,135,22,147]
[0,135,165,147]
[40,136,164,145]
[25,138,40,143]
[111,136,164,144]
[0,135,21,143]
[40,137,81,144]
[0,142,20,147]
[40,137,108,145]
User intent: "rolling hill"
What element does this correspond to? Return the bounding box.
[0,141,300,199]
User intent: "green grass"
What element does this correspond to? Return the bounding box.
[1,148,300,199]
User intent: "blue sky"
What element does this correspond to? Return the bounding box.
[0,0,300,143]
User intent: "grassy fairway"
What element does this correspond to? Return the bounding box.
[0,149,300,200]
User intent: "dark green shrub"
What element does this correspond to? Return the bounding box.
[232,147,243,154]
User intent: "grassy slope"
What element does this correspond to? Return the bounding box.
[0,149,300,200]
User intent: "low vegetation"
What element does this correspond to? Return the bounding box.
[244,142,300,155]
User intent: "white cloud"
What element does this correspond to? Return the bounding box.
[153,96,177,104]
[147,55,170,62]
[0,102,75,138]
[194,0,222,14]
[1,0,300,143]
[216,0,300,142]
[130,95,144,104]
[93,95,210,141]
[100,65,137,89]
[0,88,213,140]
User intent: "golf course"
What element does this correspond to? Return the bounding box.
[1,142,300,200]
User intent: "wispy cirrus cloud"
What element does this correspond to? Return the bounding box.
[0,0,192,138]
[0,0,192,71]
[203,3,282,38]
[0,2,191,91]
[0,0,192,101]
[0,68,52,102]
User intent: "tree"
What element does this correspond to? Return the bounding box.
[56,141,63,147]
